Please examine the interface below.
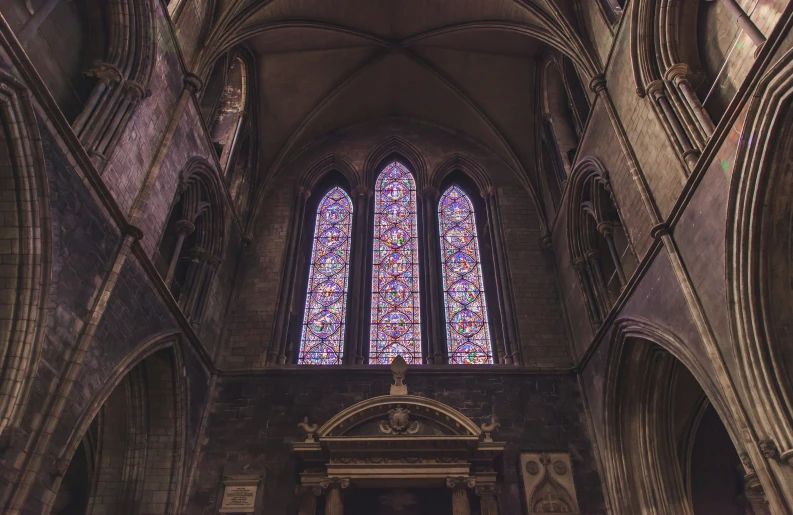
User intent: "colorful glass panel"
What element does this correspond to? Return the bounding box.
[298,187,353,365]
[370,162,422,364]
[439,186,493,364]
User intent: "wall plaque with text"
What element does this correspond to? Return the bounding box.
[219,474,261,513]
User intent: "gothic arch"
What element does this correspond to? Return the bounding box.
[601,318,748,515]
[728,46,793,468]
[52,332,188,514]
[0,72,52,439]
[67,0,156,168]
[430,153,492,194]
[363,137,428,189]
[299,154,359,192]
[157,158,226,321]
[566,158,636,325]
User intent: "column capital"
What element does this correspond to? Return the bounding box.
[479,186,496,200]
[319,477,350,490]
[298,186,312,200]
[419,185,440,200]
[85,61,123,85]
[650,222,671,240]
[474,483,500,498]
[645,79,666,99]
[596,221,614,237]
[446,476,476,490]
[664,63,692,83]
[175,219,196,235]
[352,185,373,198]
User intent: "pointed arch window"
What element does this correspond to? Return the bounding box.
[369,162,422,365]
[439,186,493,364]
[298,187,354,365]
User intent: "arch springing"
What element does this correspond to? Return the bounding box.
[298,187,353,365]
[370,162,422,365]
[439,186,493,364]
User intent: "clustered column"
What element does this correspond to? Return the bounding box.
[346,185,373,364]
[271,186,311,364]
[475,484,500,515]
[481,187,520,365]
[164,220,195,285]
[296,485,321,515]
[718,0,766,48]
[418,186,445,364]
[597,221,627,287]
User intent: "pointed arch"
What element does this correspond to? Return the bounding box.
[0,72,52,438]
[369,162,422,364]
[300,154,359,192]
[298,187,354,365]
[363,137,428,189]
[430,153,491,193]
[567,158,636,325]
[728,47,793,466]
[438,186,493,364]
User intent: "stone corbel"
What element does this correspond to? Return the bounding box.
[85,62,123,85]
[122,80,151,102]
[183,73,203,95]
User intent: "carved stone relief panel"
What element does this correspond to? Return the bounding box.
[520,452,579,514]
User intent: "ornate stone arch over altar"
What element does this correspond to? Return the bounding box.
[291,358,505,515]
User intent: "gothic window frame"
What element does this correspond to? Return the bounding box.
[437,176,499,365]
[281,152,517,367]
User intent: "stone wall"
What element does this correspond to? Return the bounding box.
[188,370,605,514]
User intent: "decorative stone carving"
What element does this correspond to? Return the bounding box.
[298,416,318,442]
[378,406,421,435]
[759,439,780,460]
[390,355,408,395]
[480,414,500,442]
[520,452,580,514]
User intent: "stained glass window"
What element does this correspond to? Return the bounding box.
[298,187,353,365]
[369,162,422,364]
[439,186,493,364]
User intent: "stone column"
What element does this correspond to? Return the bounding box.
[164,220,195,285]
[646,80,699,169]
[346,185,372,364]
[320,478,349,515]
[418,186,444,364]
[667,64,715,139]
[718,0,766,48]
[573,257,602,325]
[446,477,475,515]
[597,222,626,287]
[296,485,321,515]
[475,484,500,515]
[481,188,520,365]
[271,187,311,364]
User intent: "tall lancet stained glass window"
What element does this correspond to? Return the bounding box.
[439,186,493,364]
[298,187,353,365]
[370,162,422,364]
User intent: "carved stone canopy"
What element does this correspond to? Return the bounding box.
[292,394,505,489]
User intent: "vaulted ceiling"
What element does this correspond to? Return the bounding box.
[198,0,598,191]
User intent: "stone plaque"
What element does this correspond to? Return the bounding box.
[219,475,261,513]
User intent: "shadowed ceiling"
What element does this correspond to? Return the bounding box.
[199,0,596,190]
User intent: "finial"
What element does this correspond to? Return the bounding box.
[390,356,408,395]
[480,413,501,442]
[297,416,318,442]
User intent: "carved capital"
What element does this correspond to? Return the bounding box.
[596,221,614,237]
[479,186,496,200]
[664,63,692,83]
[175,220,196,235]
[474,483,500,498]
[446,476,476,490]
[241,234,254,247]
[298,186,312,200]
[645,79,666,99]
[540,234,552,248]
[50,457,70,478]
[183,73,203,94]
[319,477,350,490]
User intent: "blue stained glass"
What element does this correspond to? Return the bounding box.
[370,162,422,364]
[299,187,353,365]
[439,186,493,364]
